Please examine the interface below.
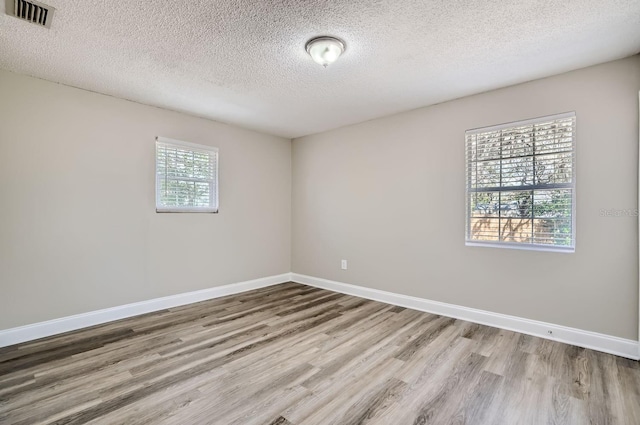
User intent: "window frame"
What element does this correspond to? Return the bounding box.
[155,136,219,213]
[465,112,576,253]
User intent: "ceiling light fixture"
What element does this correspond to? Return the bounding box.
[305,36,346,68]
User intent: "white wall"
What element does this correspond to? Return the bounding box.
[0,70,291,330]
[292,55,640,340]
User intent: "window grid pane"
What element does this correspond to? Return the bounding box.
[156,138,218,212]
[465,114,575,250]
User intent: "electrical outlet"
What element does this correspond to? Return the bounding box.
[341,259,348,270]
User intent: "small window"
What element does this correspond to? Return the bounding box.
[465,112,575,252]
[155,137,218,213]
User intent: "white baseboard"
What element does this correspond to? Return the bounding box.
[3,272,637,360]
[291,273,640,360]
[0,273,292,348]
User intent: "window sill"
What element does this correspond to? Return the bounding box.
[156,208,218,213]
[465,241,574,253]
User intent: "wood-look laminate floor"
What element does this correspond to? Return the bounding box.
[1,283,639,425]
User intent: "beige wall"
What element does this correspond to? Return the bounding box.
[2,56,639,340]
[0,70,291,330]
[292,56,640,340]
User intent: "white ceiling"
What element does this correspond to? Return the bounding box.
[1,1,639,139]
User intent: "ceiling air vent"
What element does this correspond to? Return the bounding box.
[6,0,54,28]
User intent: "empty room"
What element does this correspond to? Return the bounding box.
[1,0,640,424]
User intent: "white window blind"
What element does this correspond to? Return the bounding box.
[465,112,575,251]
[155,137,218,213]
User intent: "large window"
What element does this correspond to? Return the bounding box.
[155,137,218,213]
[465,113,575,251]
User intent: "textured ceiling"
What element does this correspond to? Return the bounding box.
[1,1,639,138]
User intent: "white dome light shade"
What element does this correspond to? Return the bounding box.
[305,37,346,67]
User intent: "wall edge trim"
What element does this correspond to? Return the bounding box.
[291,273,640,360]
[0,273,293,348]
